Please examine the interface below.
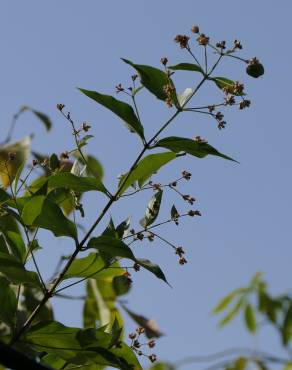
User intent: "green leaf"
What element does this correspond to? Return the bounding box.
[85,155,104,180]
[213,290,240,314]
[168,62,204,73]
[4,231,26,263]
[22,286,54,322]
[86,279,112,328]
[0,188,10,204]
[149,363,176,370]
[219,297,245,327]
[244,303,257,333]
[22,195,45,225]
[118,152,176,195]
[41,354,66,369]
[0,252,41,286]
[0,136,31,188]
[140,190,163,228]
[25,321,142,370]
[211,77,245,96]
[108,317,123,348]
[87,236,136,261]
[170,205,179,220]
[64,253,106,280]
[136,258,169,285]
[49,153,60,170]
[102,217,119,238]
[155,137,237,162]
[22,195,77,240]
[78,88,145,141]
[78,135,94,149]
[0,276,17,327]
[113,275,132,296]
[49,173,107,194]
[282,301,292,345]
[122,58,178,105]
[0,234,9,255]
[116,217,131,238]
[284,362,292,370]
[24,321,81,361]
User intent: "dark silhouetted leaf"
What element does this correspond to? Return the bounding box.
[0,252,41,286]
[155,137,237,162]
[49,153,60,170]
[168,62,203,73]
[116,217,131,239]
[122,305,163,339]
[122,58,178,105]
[170,205,179,220]
[78,88,145,141]
[136,258,169,285]
[0,276,17,327]
[87,236,136,261]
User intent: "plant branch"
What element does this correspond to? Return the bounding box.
[13,55,222,342]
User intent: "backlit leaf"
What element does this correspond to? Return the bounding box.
[118,152,176,195]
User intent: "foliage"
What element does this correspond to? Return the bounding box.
[1,24,285,370]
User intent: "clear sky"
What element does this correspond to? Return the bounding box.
[1,1,292,368]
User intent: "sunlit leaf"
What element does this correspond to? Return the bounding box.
[177,88,193,107]
[213,289,241,314]
[64,253,106,280]
[0,136,31,188]
[219,298,245,327]
[244,303,257,333]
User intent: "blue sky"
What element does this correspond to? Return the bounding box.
[1,1,292,368]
